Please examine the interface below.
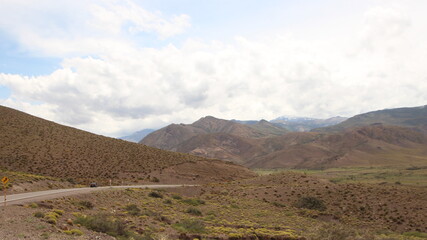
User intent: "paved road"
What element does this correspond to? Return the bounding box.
[0,185,190,206]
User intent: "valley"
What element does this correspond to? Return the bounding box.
[1,104,427,240]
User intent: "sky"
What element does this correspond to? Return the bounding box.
[1,0,427,137]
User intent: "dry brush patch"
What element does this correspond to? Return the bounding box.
[6,185,423,240]
[206,172,427,234]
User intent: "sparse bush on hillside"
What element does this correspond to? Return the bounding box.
[34,211,45,218]
[73,214,147,239]
[53,209,64,215]
[78,200,94,209]
[29,203,38,208]
[294,196,326,211]
[66,178,76,184]
[44,211,61,225]
[172,194,182,200]
[186,207,202,216]
[125,204,141,216]
[148,191,163,198]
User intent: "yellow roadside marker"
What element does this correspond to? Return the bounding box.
[2,177,9,209]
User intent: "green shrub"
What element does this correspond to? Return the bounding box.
[34,212,45,218]
[74,214,127,238]
[125,204,141,216]
[173,219,206,233]
[148,191,163,198]
[74,214,147,240]
[163,199,172,204]
[64,229,83,236]
[172,194,182,200]
[29,203,38,208]
[181,198,205,206]
[44,211,60,225]
[294,196,326,211]
[53,209,64,215]
[186,207,202,216]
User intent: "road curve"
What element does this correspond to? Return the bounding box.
[0,185,192,206]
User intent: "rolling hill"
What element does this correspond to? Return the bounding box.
[314,105,427,133]
[0,105,255,184]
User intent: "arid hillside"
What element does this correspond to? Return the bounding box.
[314,105,427,133]
[140,116,288,150]
[0,105,255,183]
[202,171,427,233]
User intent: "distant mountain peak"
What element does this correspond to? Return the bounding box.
[120,128,156,143]
[199,116,219,121]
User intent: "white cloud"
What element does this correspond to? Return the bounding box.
[0,0,191,57]
[360,6,411,53]
[0,2,427,137]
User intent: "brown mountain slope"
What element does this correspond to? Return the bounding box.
[175,133,263,165]
[314,105,427,133]
[140,116,288,150]
[162,122,427,169]
[0,105,255,183]
[247,124,427,169]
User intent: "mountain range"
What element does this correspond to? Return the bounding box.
[123,116,346,143]
[271,116,347,132]
[140,105,427,169]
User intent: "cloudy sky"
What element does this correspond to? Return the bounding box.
[1,0,426,137]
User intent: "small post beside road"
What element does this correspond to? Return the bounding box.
[2,177,9,209]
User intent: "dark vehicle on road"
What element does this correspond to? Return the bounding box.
[89,182,98,187]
